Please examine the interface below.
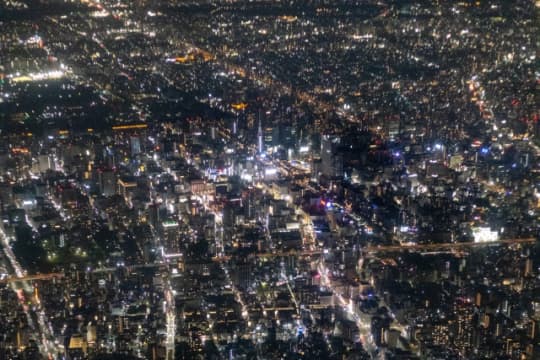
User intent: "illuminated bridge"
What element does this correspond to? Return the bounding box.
[7,238,534,282]
[215,237,537,259]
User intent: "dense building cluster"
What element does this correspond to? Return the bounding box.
[0,1,538,359]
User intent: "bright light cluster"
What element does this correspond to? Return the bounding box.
[472,227,499,243]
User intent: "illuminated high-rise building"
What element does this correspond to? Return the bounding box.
[321,134,343,178]
[161,219,181,256]
[453,299,474,356]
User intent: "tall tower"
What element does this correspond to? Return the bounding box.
[257,112,264,154]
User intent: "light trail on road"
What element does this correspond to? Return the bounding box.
[0,225,62,358]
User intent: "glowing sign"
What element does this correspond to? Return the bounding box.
[112,124,147,131]
[162,220,179,228]
[472,227,499,243]
[265,167,278,176]
[11,70,65,83]
[231,102,248,111]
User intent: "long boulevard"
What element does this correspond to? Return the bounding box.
[0,224,61,359]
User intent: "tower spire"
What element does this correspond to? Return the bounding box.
[257,110,263,154]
